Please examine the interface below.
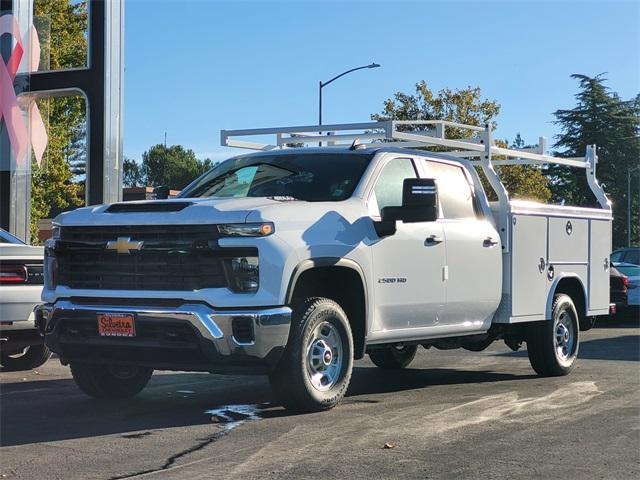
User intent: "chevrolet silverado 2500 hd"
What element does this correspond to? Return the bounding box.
[36,121,612,412]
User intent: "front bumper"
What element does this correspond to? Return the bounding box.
[35,300,291,374]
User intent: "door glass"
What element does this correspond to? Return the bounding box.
[424,161,475,219]
[371,158,416,215]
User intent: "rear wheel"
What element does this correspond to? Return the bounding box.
[368,345,417,369]
[269,297,353,412]
[0,344,52,371]
[70,363,153,399]
[527,294,579,376]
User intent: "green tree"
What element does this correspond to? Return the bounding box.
[372,81,551,202]
[123,158,143,187]
[30,0,87,243]
[140,144,214,190]
[551,74,640,247]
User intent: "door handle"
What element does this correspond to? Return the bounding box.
[425,234,443,245]
[483,237,499,247]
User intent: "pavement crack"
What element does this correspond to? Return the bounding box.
[109,428,231,479]
[108,404,265,479]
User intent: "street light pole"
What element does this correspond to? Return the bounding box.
[319,80,323,127]
[318,62,381,140]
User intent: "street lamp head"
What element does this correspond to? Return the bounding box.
[369,62,381,68]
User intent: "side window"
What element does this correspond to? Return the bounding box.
[425,161,476,219]
[371,158,417,215]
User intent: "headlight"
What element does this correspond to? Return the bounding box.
[224,256,259,293]
[218,223,274,237]
[44,238,58,289]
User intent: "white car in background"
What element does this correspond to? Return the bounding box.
[0,229,51,371]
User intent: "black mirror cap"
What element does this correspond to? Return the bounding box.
[153,186,170,200]
[403,178,437,208]
[379,178,438,224]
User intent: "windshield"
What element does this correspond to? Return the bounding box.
[179,153,373,201]
[0,229,24,245]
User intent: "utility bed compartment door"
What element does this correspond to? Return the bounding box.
[548,218,588,263]
[511,215,547,317]
[589,220,611,311]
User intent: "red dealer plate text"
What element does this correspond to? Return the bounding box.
[97,313,136,337]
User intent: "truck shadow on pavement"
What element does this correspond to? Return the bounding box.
[497,334,639,362]
[0,367,533,447]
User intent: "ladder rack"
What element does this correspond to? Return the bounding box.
[221,120,610,213]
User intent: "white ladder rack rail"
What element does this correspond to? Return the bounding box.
[221,120,611,252]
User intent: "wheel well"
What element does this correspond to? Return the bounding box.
[553,277,588,328]
[290,266,367,359]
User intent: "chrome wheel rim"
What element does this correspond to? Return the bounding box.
[555,311,576,362]
[305,321,343,391]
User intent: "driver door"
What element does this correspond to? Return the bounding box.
[368,157,446,334]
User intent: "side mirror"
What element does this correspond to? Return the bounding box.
[153,185,170,200]
[381,178,438,224]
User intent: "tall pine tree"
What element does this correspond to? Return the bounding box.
[551,74,640,248]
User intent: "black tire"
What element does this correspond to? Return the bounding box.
[527,294,580,377]
[368,345,417,369]
[0,344,52,371]
[269,297,353,413]
[70,363,153,399]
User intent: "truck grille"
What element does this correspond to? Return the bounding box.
[56,225,249,291]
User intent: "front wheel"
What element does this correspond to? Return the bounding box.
[527,294,580,376]
[70,363,153,399]
[269,297,353,412]
[368,345,417,369]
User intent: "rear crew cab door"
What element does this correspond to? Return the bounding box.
[421,159,501,328]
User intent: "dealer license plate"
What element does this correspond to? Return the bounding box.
[97,312,136,337]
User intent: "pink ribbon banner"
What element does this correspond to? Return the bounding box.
[0,14,47,167]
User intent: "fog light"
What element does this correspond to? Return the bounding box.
[225,257,259,293]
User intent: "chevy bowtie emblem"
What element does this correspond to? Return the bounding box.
[105,237,144,254]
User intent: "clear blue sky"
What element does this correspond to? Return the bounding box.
[124,0,639,163]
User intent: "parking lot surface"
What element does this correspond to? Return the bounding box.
[1,319,639,480]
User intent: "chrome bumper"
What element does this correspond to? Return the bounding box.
[36,300,292,373]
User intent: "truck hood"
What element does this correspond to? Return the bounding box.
[54,197,297,226]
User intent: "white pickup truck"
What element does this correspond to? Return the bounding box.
[36,121,612,412]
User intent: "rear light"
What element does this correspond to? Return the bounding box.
[0,265,28,284]
[622,276,629,288]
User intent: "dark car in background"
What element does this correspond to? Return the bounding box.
[615,263,639,314]
[610,266,628,312]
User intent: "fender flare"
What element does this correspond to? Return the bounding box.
[545,273,588,319]
[286,257,368,303]
[285,257,370,344]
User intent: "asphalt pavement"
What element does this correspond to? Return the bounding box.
[1,317,639,480]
